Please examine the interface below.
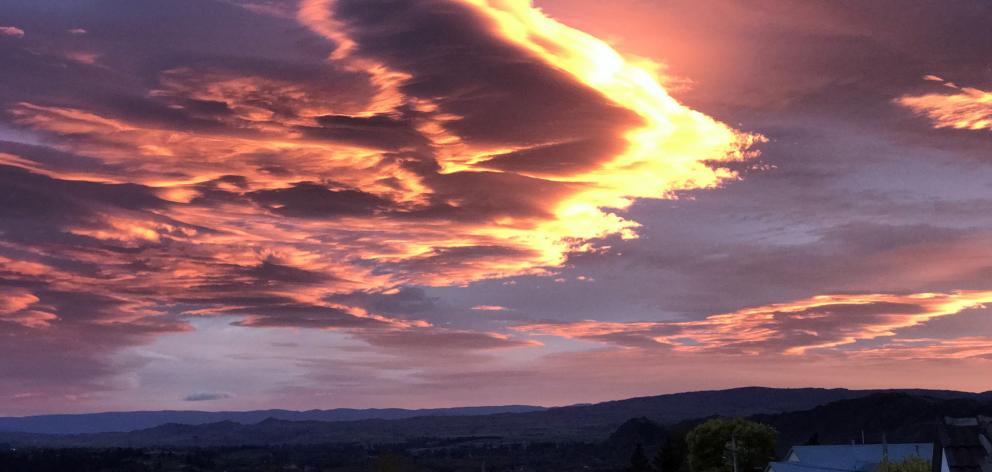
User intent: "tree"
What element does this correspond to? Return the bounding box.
[686,418,777,472]
[631,443,651,472]
[375,452,408,472]
[654,434,688,472]
[877,456,931,472]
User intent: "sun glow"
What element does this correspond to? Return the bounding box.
[454,0,762,265]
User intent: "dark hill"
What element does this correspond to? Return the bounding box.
[0,405,545,435]
[752,392,992,454]
[0,387,986,448]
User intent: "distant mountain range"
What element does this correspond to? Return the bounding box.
[0,405,546,435]
[1,387,989,448]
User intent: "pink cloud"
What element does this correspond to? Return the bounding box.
[0,288,57,328]
[0,26,25,38]
[515,290,992,356]
[471,305,509,311]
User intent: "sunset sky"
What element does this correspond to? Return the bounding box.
[2,0,992,415]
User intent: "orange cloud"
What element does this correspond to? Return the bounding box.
[897,78,992,131]
[0,288,57,328]
[515,290,992,355]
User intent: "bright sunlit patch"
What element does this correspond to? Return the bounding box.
[897,77,992,131]
[452,0,763,265]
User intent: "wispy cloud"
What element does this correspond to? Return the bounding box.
[515,291,992,355]
[471,305,509,312]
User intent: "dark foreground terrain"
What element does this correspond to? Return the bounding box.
[2,388,991,471]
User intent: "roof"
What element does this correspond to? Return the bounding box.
[788,444,934,472]
[935,417,992,472]
[768,461,856,472]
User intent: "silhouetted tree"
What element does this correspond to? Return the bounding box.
[654,434,688,472]
[375,452,405,472]
[654,446,667,472]
[686,418,777,472]
[804,433,821,445]
[631,443,650,471]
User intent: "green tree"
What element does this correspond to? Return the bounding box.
[686,418,777,472]
[632,443,651,471]
[877,456,931,472]
[654,434,688,472]
[375,452,406,472]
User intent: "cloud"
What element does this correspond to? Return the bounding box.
[515,290,992,355]
[0,287,57,328]
[8,0,991,411]
[0,26,25,38]
[0,0,757,384]
[897,78,992,131]
[247,183,392,218]
[226,303,406,330]
[471,305,508,311]
[356,327,540,352]
[183,391,234,402]
[850,337,992,361]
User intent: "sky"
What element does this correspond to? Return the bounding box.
[1,0,991,415]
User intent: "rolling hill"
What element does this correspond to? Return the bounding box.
[2,387,987,448]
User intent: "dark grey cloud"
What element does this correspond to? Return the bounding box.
[332,0,638,145]
[227,304,393,330]
[248,182,392,218]
[301,113,430,150]
[478,138,626,176]
[183,391,234,402]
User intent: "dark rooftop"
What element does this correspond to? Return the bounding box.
[933,417,992,472]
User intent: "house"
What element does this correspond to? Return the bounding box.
[767,443,933,472]
[932,417,992,472]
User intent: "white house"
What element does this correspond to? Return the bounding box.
[767,443,933,472]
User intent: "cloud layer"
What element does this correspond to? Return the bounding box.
[0,0,758,409]
[2,0,991,413]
